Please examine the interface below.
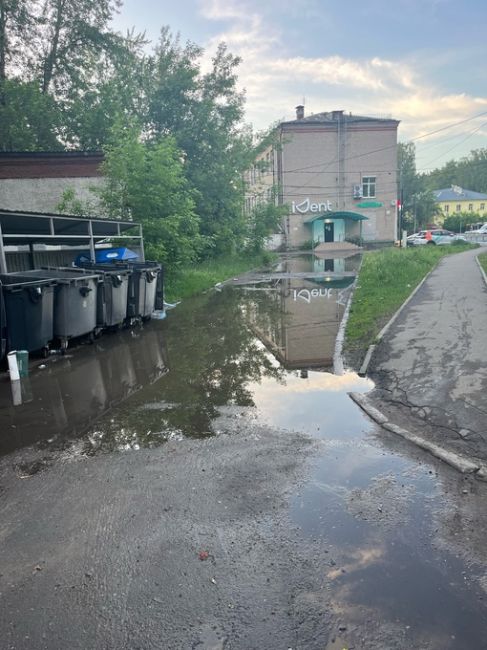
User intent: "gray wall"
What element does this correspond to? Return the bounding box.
[0,177,105,214]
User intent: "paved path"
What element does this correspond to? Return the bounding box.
[369,248,487,461]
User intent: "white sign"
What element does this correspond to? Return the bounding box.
[291,198,333,214]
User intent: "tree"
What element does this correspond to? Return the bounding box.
[0,79,62,150]
[64,30,152,148]
[99,121,204,268]
[148,30,249,255]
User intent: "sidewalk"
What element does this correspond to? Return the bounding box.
[368,248,487,463]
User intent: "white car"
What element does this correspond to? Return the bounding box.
[468,223,487,235]
[407,229,467,246]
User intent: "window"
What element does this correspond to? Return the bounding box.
[456,204,461,212]
[362,176,376,198]
[444,205,449,213]
[468,204,474,211]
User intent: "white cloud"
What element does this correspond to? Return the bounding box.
[198,0,487,164]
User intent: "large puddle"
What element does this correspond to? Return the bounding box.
[0,254,364,454]
[1,253,487,647]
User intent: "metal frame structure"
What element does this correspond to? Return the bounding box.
[0,209,144,273]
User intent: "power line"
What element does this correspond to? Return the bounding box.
[263,110,487,177]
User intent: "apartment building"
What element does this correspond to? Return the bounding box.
[435,186,487,218]
[246,107,399,248]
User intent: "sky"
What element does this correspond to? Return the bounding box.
[112,0,487,171]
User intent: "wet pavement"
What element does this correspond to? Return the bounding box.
[369,247,487,462]
[1,254,487,649]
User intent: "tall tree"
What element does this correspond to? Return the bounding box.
[148,30,249,255]
[99,121,204,268]
[36,0,121,95]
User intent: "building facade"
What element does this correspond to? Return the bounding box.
[434,186,487,219]
[0,152,104,214]
[246,107,399,248]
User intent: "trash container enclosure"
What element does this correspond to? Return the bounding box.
[13,270,99,345]
[0,281,6,359]
[0,274,55,354]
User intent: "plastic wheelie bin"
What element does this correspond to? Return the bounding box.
[48,266,130,329]
[0,274,56,356]
[77,261,162,321]
[11,269,99,351]
[0,280,6,360]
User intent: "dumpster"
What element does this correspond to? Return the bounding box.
[77,261,162,321]
[12,270,99,351]
[0,280,6,360]
[48,266,130,329]
[0,274,56,356]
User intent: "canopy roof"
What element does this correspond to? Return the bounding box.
[304,211,369,224]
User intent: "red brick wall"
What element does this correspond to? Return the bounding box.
[0,153,104,179]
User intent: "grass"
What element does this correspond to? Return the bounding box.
[164,252,275,302]
[479,252,487,275]
[345,243,477,351]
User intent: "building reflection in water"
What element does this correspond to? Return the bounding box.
[244,255,358,371]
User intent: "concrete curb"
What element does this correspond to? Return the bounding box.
[349,391,487,480]
[358,265,436,377]
[333,280,357,376]
[333,256,364,375]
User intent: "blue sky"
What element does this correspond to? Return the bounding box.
[112,0,487,170]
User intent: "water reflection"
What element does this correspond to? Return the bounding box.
[0,257,364,454]
[0,326,169,456]
[244,277,354,370]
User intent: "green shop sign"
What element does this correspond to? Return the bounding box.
[356,201,383,208]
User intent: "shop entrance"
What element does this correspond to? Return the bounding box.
[324,222,334,243]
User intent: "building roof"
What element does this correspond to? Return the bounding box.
[303,211,368,223]
[282,111,399,127]
[434,186,487,201]
[0,151,104,179]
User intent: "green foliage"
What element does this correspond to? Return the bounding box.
[245,189,287,253]
[147,32,249,256]
[164,252,275,302]
[423,149,487,194]
[443,212,485,232]
[398,142,440,231]
[346,243,477,349]
[479,253,487,274]
[99,122,204,268]
[56,187,99,216]
[0,79,62,150]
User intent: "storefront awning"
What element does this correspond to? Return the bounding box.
[304,211,369,224]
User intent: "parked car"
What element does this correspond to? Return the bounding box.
[468,223,487,234]
[407,229,467,246]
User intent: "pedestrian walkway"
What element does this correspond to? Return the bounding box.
[369,248,487,462]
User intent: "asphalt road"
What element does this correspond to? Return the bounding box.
[369,247,487,462]
[2,267,487,649]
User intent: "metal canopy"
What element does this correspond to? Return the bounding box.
[304,211,369,224]
[0,209,144,273]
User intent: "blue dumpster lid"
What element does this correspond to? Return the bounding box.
[75,248,139,265]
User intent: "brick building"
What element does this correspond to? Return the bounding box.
[246,107,399,248]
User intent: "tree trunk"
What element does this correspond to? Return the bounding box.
[42,0,65,94]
